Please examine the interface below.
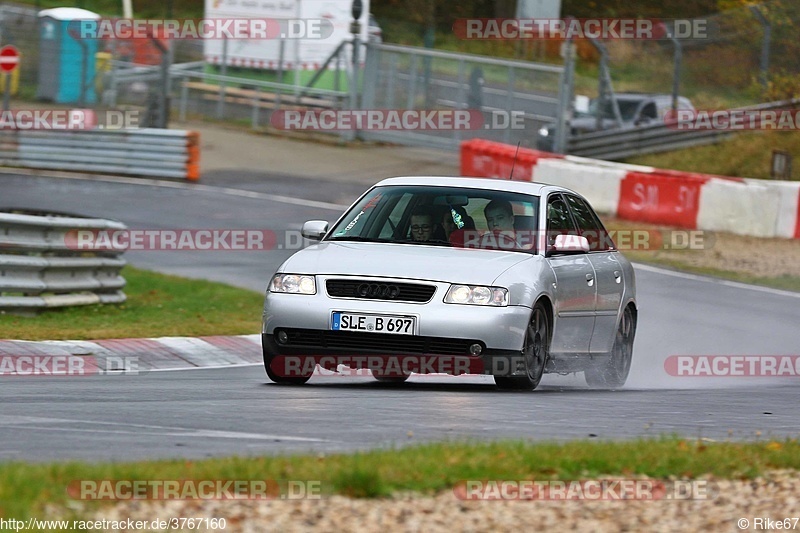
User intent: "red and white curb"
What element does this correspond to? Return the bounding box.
[0,334,262,375]
[461,139,800,239]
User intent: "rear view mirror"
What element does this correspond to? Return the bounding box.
[301,220,329,241]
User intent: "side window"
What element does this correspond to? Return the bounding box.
[377,193,413,238]
[546,195,577,246]
[640,102,657,120]
[565,194,613,251]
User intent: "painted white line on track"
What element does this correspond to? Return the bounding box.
[144,363,262,372]
[0,415,329,442]
[633,262,800,299]
[0,167,349,211]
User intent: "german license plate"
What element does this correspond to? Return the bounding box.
[331,312,416,335]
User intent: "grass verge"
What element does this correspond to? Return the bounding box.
[0,266,263,340]
[1,438,797,518]
[624,130,800,181]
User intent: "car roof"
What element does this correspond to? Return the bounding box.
[373,176,572,196]
[613,93,691,103]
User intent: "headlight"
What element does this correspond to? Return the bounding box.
[269,274,316,294]
[538,126,550,137]
[444,285,508,306]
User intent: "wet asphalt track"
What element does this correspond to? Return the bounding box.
[1,171,798,461]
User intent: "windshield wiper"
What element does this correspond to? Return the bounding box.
[327,236,392,243]
[392,239,452,247]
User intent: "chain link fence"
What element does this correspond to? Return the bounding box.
[2,1,795,152]
[570,0,800,108]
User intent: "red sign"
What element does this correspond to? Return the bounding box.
[0,45,20,73]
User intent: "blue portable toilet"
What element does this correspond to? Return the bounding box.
[37,7,100,104]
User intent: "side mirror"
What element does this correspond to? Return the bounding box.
[301,220,329,241]
[574,95,590,114]
[552,234,589,254]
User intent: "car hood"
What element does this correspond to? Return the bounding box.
[280,242,533,285]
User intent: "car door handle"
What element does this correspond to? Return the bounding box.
[614,270,622,284]
[585,273,594,286]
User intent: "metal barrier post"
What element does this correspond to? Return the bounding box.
[750,6,771,89]
[406,52,418,110]
[179,76,188,122]
[553,40,575,154]
[252,85,260,128]
[386,53,397,108]
[217,36,228,119]
[504,67,515,144]
[454,58,465,145]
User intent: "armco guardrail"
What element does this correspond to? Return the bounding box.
[0,129,200,180]
[568,98,800,160]
[0,211,127,312]
[462,139,800,240]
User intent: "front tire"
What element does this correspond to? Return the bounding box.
[585,305,635,389]
[373,374,410,384]
[263,352,312,385]
[495,302,549,390]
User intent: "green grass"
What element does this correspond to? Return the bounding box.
[1,438,797,518]
[13,0,204,18]
[0,266,263,340]
[624,129,800,181]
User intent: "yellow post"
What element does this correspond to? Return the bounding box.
[95,52,112,95]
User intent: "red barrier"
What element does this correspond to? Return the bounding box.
[795,188,800,239]
[618,172,710,228]
[460,139,562,182]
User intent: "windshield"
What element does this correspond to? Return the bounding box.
[587,98,640,121]
[327,185,540,253]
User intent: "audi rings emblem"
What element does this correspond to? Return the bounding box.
[357,283,400,299]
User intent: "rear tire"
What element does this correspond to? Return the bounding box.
[585,306,635,389]
[495,302,549,390]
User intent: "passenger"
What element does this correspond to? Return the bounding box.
[409,207,437,242]
[441,206,475,239]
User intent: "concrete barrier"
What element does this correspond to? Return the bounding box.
[460,139,800,239]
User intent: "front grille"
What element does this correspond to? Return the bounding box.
[281,328,480,356]
[326,279,436,303]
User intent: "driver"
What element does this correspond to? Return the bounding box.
[482,200,521,250]
[409,207,437,242]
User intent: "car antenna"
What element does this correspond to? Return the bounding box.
[508,141,521,180]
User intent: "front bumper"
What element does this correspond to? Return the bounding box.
[262,332,526,377]
[262,278,534,377]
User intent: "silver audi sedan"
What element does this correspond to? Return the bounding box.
[262,177,637,390]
